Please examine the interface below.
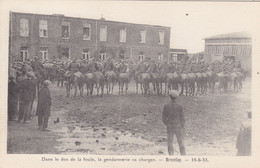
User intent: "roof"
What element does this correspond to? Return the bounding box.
[11,11,170,29]
[205,32,251,40]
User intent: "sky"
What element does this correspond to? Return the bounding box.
[1,1,259,53]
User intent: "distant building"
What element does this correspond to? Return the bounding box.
[203,32,252,73]
[169,49,188,62]
[9,12,171,64]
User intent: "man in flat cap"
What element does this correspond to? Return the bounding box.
[36,80,52,131]
[162,90,186,155]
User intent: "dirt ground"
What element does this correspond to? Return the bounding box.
[7,78,251,155]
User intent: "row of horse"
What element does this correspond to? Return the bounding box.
[62,69,245,98]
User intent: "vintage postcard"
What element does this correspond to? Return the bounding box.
[0,0,260,168]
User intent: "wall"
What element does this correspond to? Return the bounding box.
[9,12,170,62]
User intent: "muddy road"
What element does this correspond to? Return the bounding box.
[8,78,251,155]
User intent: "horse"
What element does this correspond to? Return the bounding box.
[64,71,85,97]
[84,73,95,96]
[118,70,134,95]
[229,72,244,93]
[201,72,208,93]
[206,71,218,93]
[104,71,117,95]
[187,73,196,96]
[217,72,230,93]
[92,71,105,97]
[179,73,188,96]
[195,72,203,95]
[150,72,162,95]
[165,72,179,94]
[135,73,151,95]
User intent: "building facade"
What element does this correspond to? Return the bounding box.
[9,12,171,64]
[203,32,252,73]
[169,49,188,62]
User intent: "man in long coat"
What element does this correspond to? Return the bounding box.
[36,80,52,131]
[236,110,252,156]
[17,71,33,123]
[162,90,186,155]
[8,76,18,121]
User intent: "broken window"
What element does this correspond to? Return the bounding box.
[39,20,48,37]
[62,22,70,39]
[159,31,164,44]
[83,23,91,40]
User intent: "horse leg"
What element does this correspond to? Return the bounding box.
[152,82,156,94]
[121,83,124,95]
[118,82,121,95]
[179,82,183,96]
[101,83,104,97]
[74,84,78,98]
[156,82,159,95]
[160,82,163,95]
[136,82,138,94]
[90,83,94,95]
[111,82,114,95]
[140,84,143,95]
[96,82,99,96]
[106,81,108,95]
[164,82,167,94]
[126,82,128,95]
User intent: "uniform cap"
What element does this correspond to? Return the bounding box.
[169,90,179,98]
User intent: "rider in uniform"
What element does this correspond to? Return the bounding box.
[118,60,127,73]
[67,58,79,73]
[104,57,114,72]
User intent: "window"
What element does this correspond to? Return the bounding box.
[120,28,126,42]
[83,23,91,40]
[139,52,145,61]
[61,48,70,59]
[39,20,48,37]
[82,49,90,60]
[62,22,70,39]
[159,31,164,44]
[20,47,28,62]
[140,30,146,43]
[100,25,107,41]
[40,48,48,60]
[158,53,163,61]
[20,19,29,37]
[99,51,106,61]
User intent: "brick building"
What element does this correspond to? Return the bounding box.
[9,12,171,64]
[203,32,252,73]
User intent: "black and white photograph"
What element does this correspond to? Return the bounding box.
[1,1,260,166]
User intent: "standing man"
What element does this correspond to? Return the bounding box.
[17,71,32,123]
[236,110,252,156]
[162,90,186,155]
[36,80,52,131]
[8,76,18,121]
